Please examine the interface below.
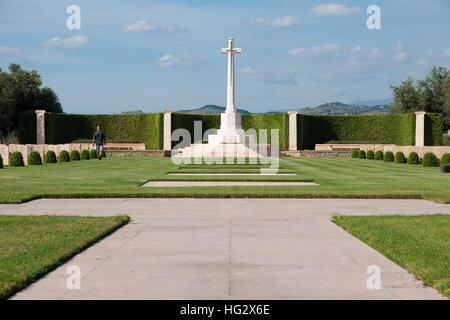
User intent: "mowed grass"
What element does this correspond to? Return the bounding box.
[0,156,449,203]
[332,215,450,297]
[0,215,130,299]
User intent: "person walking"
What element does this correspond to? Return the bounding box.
[92,126,106,160]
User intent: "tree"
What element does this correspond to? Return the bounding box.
[390,66,450,129]
[0,63,63,138]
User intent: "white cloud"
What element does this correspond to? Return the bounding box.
[123,20,185,33]
[395,52,407,61]
[350,46,362,53]
[255,16,299,27]
[123,20,157,32]
[0,46,19,54]
[157,54,197,68]
[417,57,429,65]
[42,35,88,49]
[289,44,340,57]
[311,4,361,16]
[236,66,264,75]
[444,48,450,57]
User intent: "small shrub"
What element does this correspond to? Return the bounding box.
[28,151,42,165]
[366,150,374,160]
[422,152,438,167]
[9,151,24,167]
[58,150,70,163]
[351,149,358,158]
[394,152,406,164]
[441,153,450,165]
[383,151,394,162]
[80,149,90,160]
[358,150,366,159]
[374,150,384,160]
[90,149,97,159]
[44,151,57,163]
[70,150,80,161]
[441,164,450,173]
[407,152,420,165]
[0,154,3,169]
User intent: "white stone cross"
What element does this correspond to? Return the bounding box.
[221,37,241,114]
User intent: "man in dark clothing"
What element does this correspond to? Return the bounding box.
[92,126,106,160]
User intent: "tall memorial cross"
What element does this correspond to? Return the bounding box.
[221,37,241,114]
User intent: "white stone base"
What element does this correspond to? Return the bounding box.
[174,142,270,158]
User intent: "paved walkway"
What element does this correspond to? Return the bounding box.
[1,198,449,300]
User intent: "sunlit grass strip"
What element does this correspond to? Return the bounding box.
[0,215,130,299]
[333,215,450,298]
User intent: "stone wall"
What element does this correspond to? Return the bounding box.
[282,150,352,158]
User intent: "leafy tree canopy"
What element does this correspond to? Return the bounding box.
[390,66,450,129]
[0,63,62,137]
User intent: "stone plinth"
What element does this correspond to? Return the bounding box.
[163,110,172,150]
[415,111,426,147]
[288,111,298,151]
[35,110,46,144]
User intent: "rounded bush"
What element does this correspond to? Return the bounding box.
[441,153,450,165]
[90,149,97,159]
[9,151,24,167]
[383,151,394,162]
[0,154,3,169]
[394,152,406,164]
[80,149,90,160]
[351,149,358,158]
[28,151,42,165]
[422,152,438,167]
[70,150,80,161]
[374,150,384,161]
[366,150,374,160]
[58,150,70,163]
[358,150,366,159]
[407,152,420,165]
[44,151,57,164]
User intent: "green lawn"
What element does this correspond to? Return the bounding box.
[0,156,449,203]
[332,215,450,297]
[0,215,130,299]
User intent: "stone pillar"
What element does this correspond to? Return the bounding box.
[415,111,426,147]
[163,110,172,150]
[288,111,298,151]
[35,110,46,144]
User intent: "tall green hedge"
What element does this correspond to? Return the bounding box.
[424,113,444,146]
[297,113,416,150]
[171,113,289,150]
[44,113,163,150]
[17,112,37,144]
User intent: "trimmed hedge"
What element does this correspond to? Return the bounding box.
[383,151,394,162]
[366,150,374,160]
[394,152,406,164]
[422,152,438,167]
[351,149,358,158]
[407,152,420,165]
[297,113,416,150]
[9,152,24,167]
[424,113,444,146]
[441,153,450,165]
[358,150,366,159]
[58,150,70,163]
[44,151,57,163]
[0,154,3,169]
[44,113,163,150]
[374,150,384,160]
[90,149,97,159]
[28,151,42,165]
[171,113,289,150]
[70,150,80,161]
[80,149,90,160]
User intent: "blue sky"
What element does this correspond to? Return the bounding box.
[1,0,449,114]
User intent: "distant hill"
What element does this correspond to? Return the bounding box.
[121,110,144,114]
[297,102,389,115]
[177,104,251,115]
[348,98,392,106]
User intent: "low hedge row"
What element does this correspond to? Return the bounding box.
[2,149,105,167]
[353,150,449,167]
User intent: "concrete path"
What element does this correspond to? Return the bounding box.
[1,198,449,300]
